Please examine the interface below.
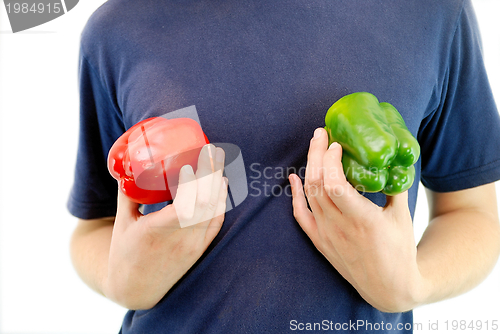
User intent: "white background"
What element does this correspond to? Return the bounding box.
[0,1,499,333]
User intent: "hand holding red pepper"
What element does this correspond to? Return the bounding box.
[104,144,228,310]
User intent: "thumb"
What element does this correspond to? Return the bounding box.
[116,188,142,226]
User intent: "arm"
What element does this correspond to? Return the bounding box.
[70,217,114,298]
[417,184,500,303]
[70,145,228,310]
[289,128,500,312]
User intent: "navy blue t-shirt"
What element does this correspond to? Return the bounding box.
[68,0,500,333]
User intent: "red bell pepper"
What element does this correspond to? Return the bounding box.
[107,117,209,204]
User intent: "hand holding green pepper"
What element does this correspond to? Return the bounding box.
[324,92,420,196]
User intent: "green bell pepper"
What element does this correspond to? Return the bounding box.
[324,92,420,196]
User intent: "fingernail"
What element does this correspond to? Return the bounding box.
[313,128,322,139]
[216,148,225,163]
[328,142,341,150]
[180,164,194,175]
[205,143,215,154]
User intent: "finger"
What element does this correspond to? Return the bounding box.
[205,177,228,242]
[196,144,216,177]
[194,145,218,221]
[116,188,142,229]
[384,190,410,216]
[173,164,198,227]
[289,173,318,239]
[303,128,329,213]
[209,147,225,203]
[199,147,225,223]
[322,142,367,215]
[212,177,229,223]
[213,146,225,176]
[304,128,329,190]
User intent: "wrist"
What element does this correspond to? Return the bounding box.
[103,267,161,310]
[361,265,430,313]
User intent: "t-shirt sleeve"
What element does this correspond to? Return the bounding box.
[418,0,500,192]
[66,49,125,219]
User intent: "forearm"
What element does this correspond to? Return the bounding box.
[416,190,500,305]
[69,216,174,310]
[70,217,114,297]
